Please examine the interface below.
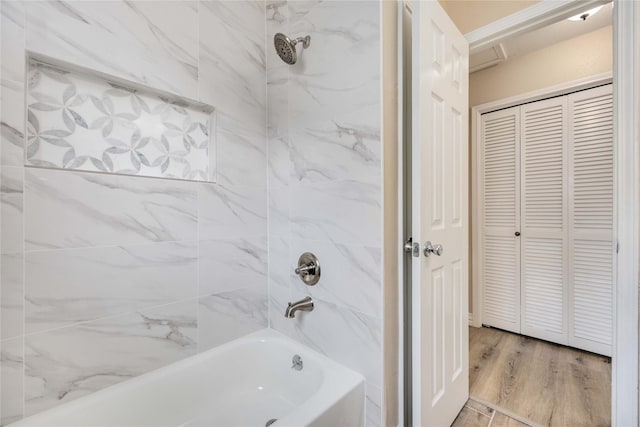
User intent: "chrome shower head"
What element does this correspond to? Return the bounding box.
[274,33,311,65]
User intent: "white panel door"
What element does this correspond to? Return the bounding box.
[520,98,569,344]
[411,1,468,426]
[480,107,521,333]
[567,84,614,356]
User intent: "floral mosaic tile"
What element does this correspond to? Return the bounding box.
[26,60,214,181]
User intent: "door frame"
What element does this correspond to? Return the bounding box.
[470,72,613,328]
[464,0,638,425]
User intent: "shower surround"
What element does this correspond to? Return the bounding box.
[0,1,388,426]
[1,1,267,423]
[266,2,384,426]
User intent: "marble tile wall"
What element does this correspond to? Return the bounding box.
[265,1,384,426]
[2,0,387,425]
[0,1,267,424]
[1,1,27,424]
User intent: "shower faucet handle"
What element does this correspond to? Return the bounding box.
[294,263,315,274]
[295,252,321,286]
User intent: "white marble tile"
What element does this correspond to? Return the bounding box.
[25,1,199,99]
[198,236,267,296]
[26,241,198,334]
[287,1,379,118]
[268,182,289,237]
[129,1,199,79]
[1,337,24,426]
[0,77,26,167]
[1,166,24,254]
[25,168,198,250]
[366,384,382,427]
[266,0,291,231]
[288,107,381,183]
[267,131,290,187]
[215,113,266,188]
[290,239,382,318]
[266,0,292,192]
[1,1,26,83]
[266,0,289,161]
[1,1,26,168]
[198,287,267,351]
[266,1,288,28]
[286,1,381,183]
[289,178,381,247]
[197,182,267,240]
[287,298,382,390]
[26,61,213,181]
[267,236,294,333]
[198,0,266,132]
[1,253,24,341]
[0,0,26,167]
[285,0,318,20]
[25,298,198,416]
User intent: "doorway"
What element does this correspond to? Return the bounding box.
[400,1,639,426]
[465,6,613,424]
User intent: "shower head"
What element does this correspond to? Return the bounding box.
[274,33,311,65]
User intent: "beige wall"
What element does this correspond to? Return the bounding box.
[471,25,613,107]
[439,0,540,34]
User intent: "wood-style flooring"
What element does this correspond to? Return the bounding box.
[452,398,531,427]
[465,326,611,427]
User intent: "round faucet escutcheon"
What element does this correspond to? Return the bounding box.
[295,252,320,286]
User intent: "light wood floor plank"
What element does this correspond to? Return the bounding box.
[469,326,611,427]
[451,405,491,427]
[491,412,530,427]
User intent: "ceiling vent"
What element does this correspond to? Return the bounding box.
[469,43,508,74]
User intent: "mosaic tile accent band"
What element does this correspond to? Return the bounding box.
[27,60,215,182]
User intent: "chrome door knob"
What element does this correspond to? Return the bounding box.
[423,241,443,257]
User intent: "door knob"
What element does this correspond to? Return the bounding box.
[423,241,443,257]
[515,231,520,237]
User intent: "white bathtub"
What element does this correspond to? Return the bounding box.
[11,329,365,427]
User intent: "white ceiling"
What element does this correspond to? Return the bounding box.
[470,2,613,73]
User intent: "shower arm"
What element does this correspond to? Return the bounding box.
[294,36,311,49]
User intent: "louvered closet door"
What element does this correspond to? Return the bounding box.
[568,85,613,356]
[481,107,521,333]
[520,98,568,344]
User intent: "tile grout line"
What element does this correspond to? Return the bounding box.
[196,161,200,355]
[21,2,28,420]
[487,408,496,427]
[23,163,214,186]
[469,396,540,427]
[265,0,271,332]
[24,239,201,255]
[21,295,203,339]
[463,404,491,419]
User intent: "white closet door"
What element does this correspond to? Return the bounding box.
[520,98,568,344]
[481,107,521,333]
[568,84,613,356]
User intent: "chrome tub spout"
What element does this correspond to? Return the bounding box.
[285,296,314,318]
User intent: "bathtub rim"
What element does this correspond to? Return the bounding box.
[10,328,365,427]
